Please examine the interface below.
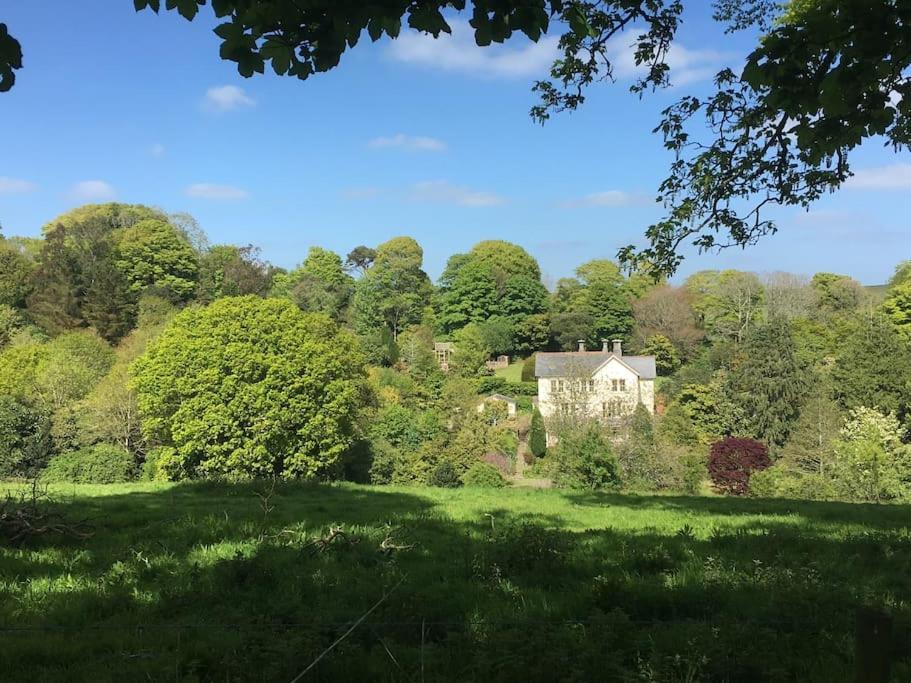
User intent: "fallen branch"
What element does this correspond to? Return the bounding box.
[0,481,93,546]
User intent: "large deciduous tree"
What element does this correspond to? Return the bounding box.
[132,296,367,479]
[550,259,634,350]
[632,285,703,359]
[115,219,200,300]
[273,246,353,321]
[353,237,432,341]
[197,244,274,302]
[436,241,547,341]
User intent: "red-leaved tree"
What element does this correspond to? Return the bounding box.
[708,437,771,496]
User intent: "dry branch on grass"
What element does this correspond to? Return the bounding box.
[304,525,360,555]
[0,481,93,545]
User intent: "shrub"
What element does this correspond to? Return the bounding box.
[476,377,538,397]
[461,462,506,488]
[529,409,546,458]
[0,397,53,479]
[521,354,536,382]
[680,448,706,495]
[428,461,462,488]
[708,437,770,495]
[482,451,513,476]
[140,447,184,482]
[43,444,135,484]
[553,422,620,490]
[748,466,839,500]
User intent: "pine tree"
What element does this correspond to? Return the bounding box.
[724,317,807,448]
[832,315,911,421]
[529,408,546,457]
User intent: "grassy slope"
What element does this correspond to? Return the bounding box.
[1,482,909,681]
[494,360,524,383]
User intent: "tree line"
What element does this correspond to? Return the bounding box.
[1,202,910,500]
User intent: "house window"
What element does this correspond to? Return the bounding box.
[611,379,618,391]
[588,379,595,393]
[550,380,558,393]
[619,379,627,391]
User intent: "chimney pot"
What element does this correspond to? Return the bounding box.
[577,339,586,352]
[601,339,609,352]
[612,339,623,356]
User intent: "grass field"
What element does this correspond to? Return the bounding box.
[494,360,525,383]
[1,482,909,681]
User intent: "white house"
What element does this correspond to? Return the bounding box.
[534,339,656,428]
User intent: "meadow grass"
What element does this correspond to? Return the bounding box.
[494,361,525,383]
[1,481,909,681]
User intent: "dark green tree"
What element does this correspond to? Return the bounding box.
[197,244,274,302]
[529,408,546,458]
[832,316,911,421]
[724,317,807,448]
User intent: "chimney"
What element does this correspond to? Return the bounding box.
[612,339,623,356]
[577,339,586,352]
[601,339,609,353]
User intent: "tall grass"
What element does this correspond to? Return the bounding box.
[1,482,908,681]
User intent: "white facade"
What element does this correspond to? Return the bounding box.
[537,355,655,421]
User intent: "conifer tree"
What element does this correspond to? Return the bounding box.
[724,317,806,448]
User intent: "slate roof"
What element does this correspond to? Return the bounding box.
[535,351,656,380]
[486,393,517,404]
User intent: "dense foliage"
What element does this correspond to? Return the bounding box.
[42,444,135,484]
[1,203,909,506]
[708,437,770,496]
[132,297,367,479]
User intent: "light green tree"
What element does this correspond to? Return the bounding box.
[353,237,432,341]
[115,219,199,300]
[831,407,911,502]
[449,322,491,378]
[132,296,367,479]
[882,280,911,340]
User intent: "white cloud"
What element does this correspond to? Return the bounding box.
[562,189,652,208]
[149,143,166,158]
[0,177,37,194]
[70,180,116,201]
[409,180,505,207]
[846,163,911,190]
[607,37,728,87]
[203,85,256,112]
[388,20,559,78]
[368,134,447,152]
[185,183,250,200]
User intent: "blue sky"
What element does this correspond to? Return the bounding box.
[1,2,908,285]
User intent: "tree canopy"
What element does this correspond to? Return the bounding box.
[132,296,367,479]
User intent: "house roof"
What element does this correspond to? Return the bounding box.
[485,393,517,404]
[535,351,656,380]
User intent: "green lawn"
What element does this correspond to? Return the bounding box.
[494,360,525,383]
[1,482,909,681]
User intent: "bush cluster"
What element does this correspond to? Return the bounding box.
[42,445,136,484]
[708,437,770,495]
